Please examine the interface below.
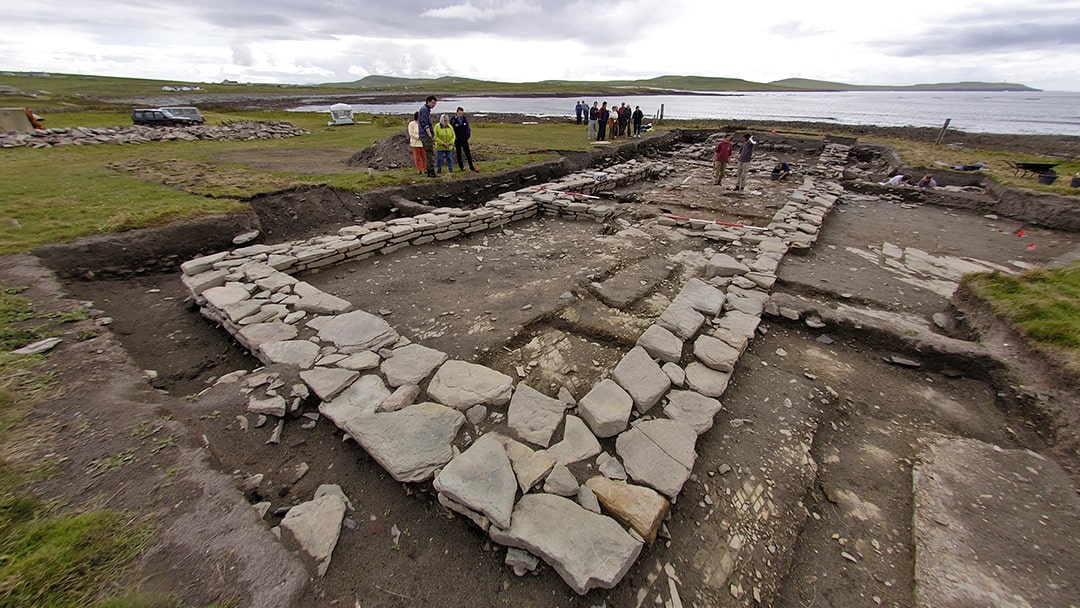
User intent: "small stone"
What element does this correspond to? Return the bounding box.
[11,337,62,355]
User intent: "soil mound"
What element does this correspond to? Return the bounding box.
[344,130,413,170]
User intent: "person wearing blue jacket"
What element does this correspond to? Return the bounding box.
[450,107,477,172]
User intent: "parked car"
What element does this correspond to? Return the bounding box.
[159,106,205,124]
[131,108,201,127]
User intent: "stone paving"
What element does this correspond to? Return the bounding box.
[181,147,851,593]
[0,120,307,148]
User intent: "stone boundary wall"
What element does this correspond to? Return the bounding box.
[180,146,850,596]
[0,121,307,148]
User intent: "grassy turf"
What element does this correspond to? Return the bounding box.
[961,263,1080,373]
[0,284,155,608]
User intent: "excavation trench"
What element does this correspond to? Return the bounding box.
[46,135,1080,606]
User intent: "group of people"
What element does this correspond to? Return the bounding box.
[712,133,762,191]
[408,96,478,178]
[577,101,645,141]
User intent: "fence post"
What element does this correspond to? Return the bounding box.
[934,118,951,145]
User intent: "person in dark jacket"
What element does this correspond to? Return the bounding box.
[597,102,609,141]
[450,106,477,172]
[632,106,644,137]
[734,133,756,191]
[588,102,599,140]
[417,95,438,177]
[575,101,583,125]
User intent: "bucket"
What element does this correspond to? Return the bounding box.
[1038,172,1058,185]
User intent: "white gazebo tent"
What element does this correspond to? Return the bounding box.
[327,103,354,126]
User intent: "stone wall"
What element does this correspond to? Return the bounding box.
[179,146,852,597]
[0,121,307,148]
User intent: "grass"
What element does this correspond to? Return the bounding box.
[962,263,1080,373]
[0,110,580,254]
[0,284,156,608]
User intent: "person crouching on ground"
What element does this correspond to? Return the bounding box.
[451,107,477,172]
[771,161,791,181]
[917,174,938,188]
[713,134,733,186]
[434,114,456,174]
[407,112,426,175]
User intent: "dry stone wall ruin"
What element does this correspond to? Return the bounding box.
[180,146,851,594]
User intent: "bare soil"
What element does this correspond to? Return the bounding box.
[5,124,1079,607]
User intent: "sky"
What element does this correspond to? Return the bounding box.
[3,0,1079,91]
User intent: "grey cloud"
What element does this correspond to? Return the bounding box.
[882,21,1080,57]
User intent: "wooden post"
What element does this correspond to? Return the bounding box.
[659,104,664,124]
[934,118,951,145]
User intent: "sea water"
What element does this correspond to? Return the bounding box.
[290,90,1080,136]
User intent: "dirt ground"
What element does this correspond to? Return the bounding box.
[6,124,1080,607]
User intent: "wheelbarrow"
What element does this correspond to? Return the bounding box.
[1006,160,1061,178]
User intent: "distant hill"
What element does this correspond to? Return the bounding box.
[770,77,1038,92]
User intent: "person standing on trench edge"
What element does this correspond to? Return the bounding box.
[734,133,756,191]
[451,106,478,172]
[418,95,438,178]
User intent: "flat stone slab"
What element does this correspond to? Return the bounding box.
[585,476,669,545]
[236,322,298,350]
[314,309,399,351]
[489,494,643,595]
[507,384,567,447]
[714,310,760,340]
[257,339,321,369]
[318,374,390,420]
[662,389,723,434]
[693,334,741,372]
[328,402,464,482]
[380,343,448,387]
[577,379,633,438]
[616,419,697,498]
[684,362,732,398]
[547,415,602,466]
[706,253,750,278]
[657,302,705,340]
[433,434,517,529]
[636,324,683,363]
[300,367,360,401]
[611,346,671,414]
[428,360,514,411]
[591,258,675,309]
[279,493,346,576]
[913,437,1080,608]
[501,437,557,493]
[203,284,251,309]
[674,278,726,316]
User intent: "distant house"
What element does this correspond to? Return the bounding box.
[221,79,240,86]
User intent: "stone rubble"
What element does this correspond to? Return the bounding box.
[180,149,850,591]
[0,120,308,148]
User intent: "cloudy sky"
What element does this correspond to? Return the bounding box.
[3,0,1079,91]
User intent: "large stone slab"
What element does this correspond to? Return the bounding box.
[715,310,760,340]
[279,493,346,576]
[616,419,697,498]
[636,324,683,363]
[663,390,723,434]
[507,384,567,447]
[380,343,448,387]
[706,253,750,278]
[318,374,390,420]
[684,362,732,398]
[674,278,726,316]
[913,437,1080,608]
[237,322,298,350]
[547,415,602,466]
[611,346,671,414]
[577,379,633,438]
[314,309,399,351]
[329,402,464,482]
[693,334,741,372]
[585,476,669,545]
[300,367,359,401]
[590,258,675,309]
[203,283,251,309]
[489,494,643,595]
[657,302,705,340]
[428,360,514,411]
[501,437,557,493]
[433,434,517,529]
[257,339,321,369]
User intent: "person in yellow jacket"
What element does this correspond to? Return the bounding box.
[434,114,456,174]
